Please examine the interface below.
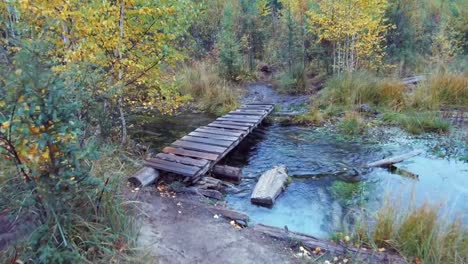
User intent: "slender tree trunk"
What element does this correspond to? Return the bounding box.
[118,0,127,145]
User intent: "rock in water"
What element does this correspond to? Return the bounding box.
[251,165,289,206]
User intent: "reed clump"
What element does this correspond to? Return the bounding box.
[355,201,468,264]
[179,62,239,115]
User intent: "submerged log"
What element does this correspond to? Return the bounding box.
[253,224,405,264]
[128,167,160,187]
[212,165,242,183]
[366,150,423,168]
[251,165,289,206]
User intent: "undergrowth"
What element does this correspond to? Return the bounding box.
[310,70,466,135]
[179,62,240,115]
[0,146,142,263]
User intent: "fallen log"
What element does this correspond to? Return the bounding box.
[198,189,223,200]
[208,206,250,222]
[212,165,242,183]
[366,150,423,168]
[251,165,289,206]
[253,224,405,264]
[128,167,160,187]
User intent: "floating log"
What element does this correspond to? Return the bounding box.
[128,167,160,187]
[253,224,405,264]
[366,150,423,168]
[208,206,250,222]
[251,165,289,206]
[212,165,242,182]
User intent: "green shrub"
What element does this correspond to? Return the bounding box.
[276,63,308,94]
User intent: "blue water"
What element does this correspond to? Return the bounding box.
[224,125,468,238]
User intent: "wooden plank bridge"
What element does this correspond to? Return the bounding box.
[144,104,275,181]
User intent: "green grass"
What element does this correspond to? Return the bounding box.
[338,112,368,136]
[330,181,368,206]
[307,71,464,135]
[352,201,468,264]
[381,111,450,134]
[179,62,240,115]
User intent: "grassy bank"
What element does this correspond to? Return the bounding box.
[305,71,468,135]
[179,62,240,116]
[0,146,142,263]
[348,201,468,263]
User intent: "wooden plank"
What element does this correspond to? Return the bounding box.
[217,117,260,123]
[245,102,275,106]
[241,105,273,109]
[213,120,256,127]
[163,147,219,161]
[207,123,250,131]
[188,131,238,141]
[229,111,265,116]
[172,140,227,154]
[145,158,201,177]
[181,135,234,147]
[217,117,258,123]
[154,153,209,167]
[244,103,275,107]
[224,114,263,120]
[196,127,245,137]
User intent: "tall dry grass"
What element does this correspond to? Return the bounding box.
[317,71,406,109]
[179,62,240,115]
[354,201,468,264]
[411,72,468,110]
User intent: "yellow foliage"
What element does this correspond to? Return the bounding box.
[307,0,392,72]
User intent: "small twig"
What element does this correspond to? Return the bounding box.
[96,177,110,218]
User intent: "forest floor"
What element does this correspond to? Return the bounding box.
[131,188,300,264]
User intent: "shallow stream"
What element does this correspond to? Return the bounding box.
[130,108,467,239]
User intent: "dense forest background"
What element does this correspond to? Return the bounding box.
[0,0,467,262]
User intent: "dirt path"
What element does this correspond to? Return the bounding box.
[133,189,299,264]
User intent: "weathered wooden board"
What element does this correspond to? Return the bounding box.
[216,117,259,123]
[251,165,289,206]
[145,158,201,177]
[207,123,251,131]
[196,127,245,137]
[188,131,238,141]
[163,147,219,161]
[213,120,256,127]
[224,114,262,120]
[181,135,234,147]
[172,140,227,154]
[154,153,209,168]
[229,110,266,116]
[366,150,423,168]
[140,104,274,179]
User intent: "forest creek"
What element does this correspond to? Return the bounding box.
[1,0,468,263]
[128,83,468,263]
